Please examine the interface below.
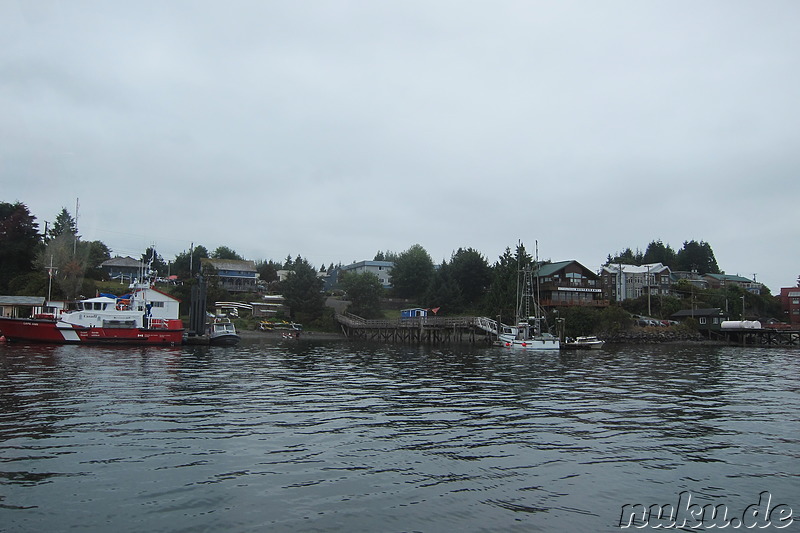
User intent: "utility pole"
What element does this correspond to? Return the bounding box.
[73,198,79,256]
[46,255,57,302]
[646,264,652,317]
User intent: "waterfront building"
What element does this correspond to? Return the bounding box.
[200,258,258,293]
[600,263,672,303]
[325,260,394,292]
[534,260,607,309]
[704,273,763,295]
[779,287,800,327]
[101,256,147,282]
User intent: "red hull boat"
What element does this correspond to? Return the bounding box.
[0,284,183,346]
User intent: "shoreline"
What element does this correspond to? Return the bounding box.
[238,329,346,341]
[235,328,733,347]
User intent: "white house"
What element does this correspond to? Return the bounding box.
[600,263,672,303]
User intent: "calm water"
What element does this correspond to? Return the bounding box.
[0,338,797,532]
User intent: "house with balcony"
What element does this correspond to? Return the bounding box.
[600,263,672,303]
[704,273,763,295]
[101,256,147,282]
[200,258,258,293]
[534,260,607,309]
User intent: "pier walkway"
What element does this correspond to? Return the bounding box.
[713,326,799,347]
[335,312,500,345]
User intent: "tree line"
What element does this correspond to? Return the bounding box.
[0,201,784,332]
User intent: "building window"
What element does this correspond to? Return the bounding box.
[699,317,707,325]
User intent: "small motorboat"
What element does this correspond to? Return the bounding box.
[563,336,605,350]
[208,318,240,346]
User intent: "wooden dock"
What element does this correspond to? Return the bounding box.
[335,313,494,345]
[714,327,799,347]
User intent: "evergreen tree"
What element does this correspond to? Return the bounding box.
[211,246,243,261]
[172,245,209,279]
[280,256,325,324]
[483,243,531,322]
[81,240,111,280]
[676,240,720,274]
[448,247,491,309]
[606,247,643,266]
[49,207,78,240]
[0,202,41,291]
[642,240,677,267]
[256,259,281,284]
[423,261,463,314]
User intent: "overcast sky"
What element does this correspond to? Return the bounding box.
[2,1,798,292]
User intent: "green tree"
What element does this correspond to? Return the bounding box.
[597,305,632,335]
[374,250,398,262]
[642,240,677,267]
[448,247,491,309]
[256,259,281,284]
[0,202,41,292]
[558,306,601,338]
[389,244,435,300]
[211,246,243,261]
[280,257,325,324]
[340,271,384,318]
[49,207,78,240]
[423,261,463,314]
[606,247,643,266]
[675,240,720,274]
[81,240,111,280]
[483,243,531,322]
[41,233,88,299]
[172,245,209,279]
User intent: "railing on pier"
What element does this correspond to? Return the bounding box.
[715,326,800,347]
[335,312,496,345]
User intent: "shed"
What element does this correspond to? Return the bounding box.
[0,296,46,318]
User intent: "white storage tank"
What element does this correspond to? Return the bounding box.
[721,320,762,329]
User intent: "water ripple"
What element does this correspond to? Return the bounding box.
[0,341,798,531]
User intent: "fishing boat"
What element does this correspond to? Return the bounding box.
[497,246,561,351]
[208,317,240,346]
[0,283,183,345]
[562,335,605,350]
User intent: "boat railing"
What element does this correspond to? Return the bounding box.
[149,318,169,329]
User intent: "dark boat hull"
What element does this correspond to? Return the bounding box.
[208,333,241,346]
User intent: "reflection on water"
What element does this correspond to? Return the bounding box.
[1,340,798,531]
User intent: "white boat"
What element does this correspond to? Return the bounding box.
[497,320,561,350]
[563,336,604,350]
[497,246,561,351]
[0,283,183,345]
[208,317,240,346]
